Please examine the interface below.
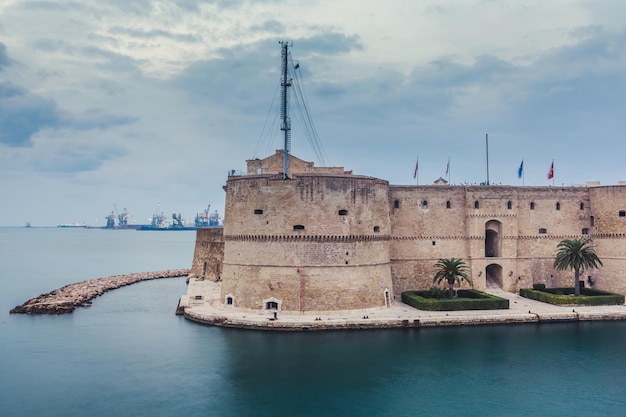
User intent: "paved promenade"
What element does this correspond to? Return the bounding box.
[180,277,626,330]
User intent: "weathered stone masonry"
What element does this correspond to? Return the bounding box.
[191,152,626,313]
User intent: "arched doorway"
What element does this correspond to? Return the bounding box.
[486,264,503,289]
[485,220,502,257]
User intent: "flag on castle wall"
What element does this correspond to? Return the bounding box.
[413,157,419,179]
[547,161,554,179]
[518,160,524,179]
[445,158,449,175]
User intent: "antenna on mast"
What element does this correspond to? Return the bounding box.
[279,41,292,179]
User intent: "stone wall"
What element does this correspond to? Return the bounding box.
[220,174,393,311]
[194,167,626,312]
[191,227,224,280]
[388,185,626,294]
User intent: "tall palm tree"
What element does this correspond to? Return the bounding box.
[553,237,603,296]
[433,258,473,299]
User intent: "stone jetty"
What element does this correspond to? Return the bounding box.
[10,269,190,315]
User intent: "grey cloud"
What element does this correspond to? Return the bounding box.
[170,41,279,111]
[108,26,203,43]
[250,20,285,34]
[31,39,141,74]
[0,42,9,68]
[0,82,61,147]
[294,32,363,56]
[33,141,128,173]
[172,32,363,110]
[0,81,138,148]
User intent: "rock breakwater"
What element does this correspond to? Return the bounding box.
[10,269,190,315]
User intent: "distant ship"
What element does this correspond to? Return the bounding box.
[57,222,88,228]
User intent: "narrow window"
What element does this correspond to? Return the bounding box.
[590,216,595,226]
[620,211,626,217]
[266,301,278,310]
[580,202,585,210]
[394,200,400,209]
[539,228,547,234]
[293,225,305,231]
[254,209,263,214]
[446,201,451,209]
[556,202,561,211]
[474,201,480,209]
[530,202,535,210]
[226,296,233,305]
[432,241,436,246]
[582,228,589,235]
[422,200,428,209]
[373,226,380,233]
[507,201,512,210]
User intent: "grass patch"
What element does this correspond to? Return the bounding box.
[401,289,509,311]
[520,287,625,306]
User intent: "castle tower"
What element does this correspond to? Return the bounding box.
[220,173,394,312]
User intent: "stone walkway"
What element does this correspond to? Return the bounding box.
[180,277,626,330]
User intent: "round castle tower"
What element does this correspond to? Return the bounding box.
[220,173,394,312]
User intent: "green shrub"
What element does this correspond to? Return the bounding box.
[519,287,625,306]
[401,290,509,311]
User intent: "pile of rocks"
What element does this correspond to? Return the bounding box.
[10,269,191,314]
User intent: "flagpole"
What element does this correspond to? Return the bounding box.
[485,133,490,185]
[448,156,451,184]
[523,160,525,186]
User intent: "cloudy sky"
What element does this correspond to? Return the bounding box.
[1,0,625,226]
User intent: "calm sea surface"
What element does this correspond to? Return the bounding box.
[1,227,626,417]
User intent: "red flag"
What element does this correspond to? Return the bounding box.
[413,158,419,179]
[547,161,554,179]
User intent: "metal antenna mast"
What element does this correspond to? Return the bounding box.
[279,41,292,179]
[485,133,490,186]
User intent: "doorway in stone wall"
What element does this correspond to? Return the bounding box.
[486,263,503,290]
[485,220,502,257]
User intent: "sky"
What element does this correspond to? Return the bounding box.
[1,0,626,227]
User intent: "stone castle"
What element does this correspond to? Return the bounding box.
[191,150,626,313]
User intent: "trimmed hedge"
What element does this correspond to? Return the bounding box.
[401,290,509,311]
[520,287,625,306]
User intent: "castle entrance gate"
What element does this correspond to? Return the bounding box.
[486,264,503,289]
[485,220,502,257]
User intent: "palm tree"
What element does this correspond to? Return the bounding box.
[433,258,473,299]
[553,237,603,296]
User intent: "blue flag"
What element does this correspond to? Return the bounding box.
[518,160,524,179]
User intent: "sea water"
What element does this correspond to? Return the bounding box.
[1,227,626,417]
